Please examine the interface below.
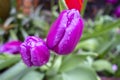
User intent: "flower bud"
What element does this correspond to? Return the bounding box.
[114,6,120,18]
[0,41,22,54]
[20,36,50,67]
[47,9,84,55]
[65,0,83,11]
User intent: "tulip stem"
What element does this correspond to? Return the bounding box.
[47,54,57,70]
[45,54,58,76]
[58,0,67,12]
[81,0,88,17]
[45,64,50,69]
[52,54,57,67]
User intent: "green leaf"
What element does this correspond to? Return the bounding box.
[21,71,44,80]
[9,30,18,40]
[78,52,98,57]
[49,75,63,80]
[50,65,98,80]
[97,38,115,58]
[0,54,20,70]
[58,0,67,12]
[81,19,120,41]
[75,39,98,51]
[0,61,27,80]
[59,54,87,72]
[52,56,62,72]
[47,56,62,76]
[20,28,28,39]
[33,19,49,35]
[92,59,114,73]
[52,6,59,18]
[33,19,49,30]
[62,65,98,80]
[0,28,5,35]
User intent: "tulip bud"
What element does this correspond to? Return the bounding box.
[0,41,22,54]
[47,9,84,55]
[65,0,83,11]
[114,6,120,18]
[20,36,50,67]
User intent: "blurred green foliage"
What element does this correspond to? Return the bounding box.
[0,0,120,80]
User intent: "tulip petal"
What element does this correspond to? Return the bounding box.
[54,10,84,54]
[20,36,50,67]
[0,41,22,54]
[31,43,50,66]
[47,9,84,55]
[20,44,32,67]
[56,19,84,54]
[47,10,68,49]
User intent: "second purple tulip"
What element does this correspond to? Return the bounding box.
[47,9,84,55]
[20,36,50,67]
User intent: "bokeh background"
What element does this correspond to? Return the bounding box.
[0,0,120,80]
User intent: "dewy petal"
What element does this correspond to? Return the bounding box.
[31,42,50,66]
[25,36,44,48]
[20,44,32,67]
[47,9,84,55]
[47,10,68,49]
[57,19,84,54]
[54,9,84,54]
[20,36,50,67]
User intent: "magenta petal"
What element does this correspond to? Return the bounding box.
[20,44,32,67]
[47,10,68,49]
[55,19,84,54]
[0,41,22,54]
[31,43,50,66]
[47,9,84,55]
[20,36,50,67]
[55,10,84,54]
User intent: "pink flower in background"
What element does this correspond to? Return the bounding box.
[114,6,120,18]
[106,0,118,4]
[0,41,22,54]
[112,64,118,72]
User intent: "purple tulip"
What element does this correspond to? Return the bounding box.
[114,6,120,18]
[20,36,50,67]
[47,9,84,55]
[0,41,22,54]
[106,0,118,4]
